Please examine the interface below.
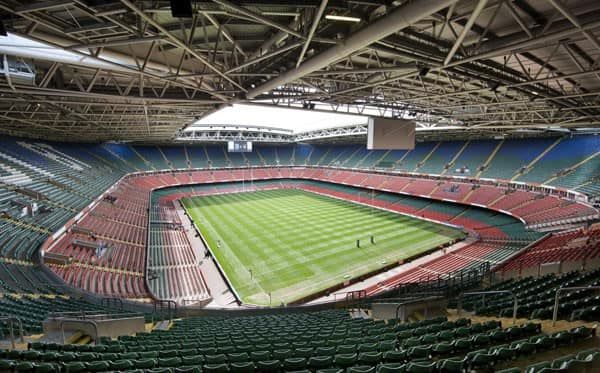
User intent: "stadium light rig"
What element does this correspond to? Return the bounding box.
[325,14,362,23]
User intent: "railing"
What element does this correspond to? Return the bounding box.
[552,286,600,326]
[0,316,24,349]
[458,290,518,325]
[153,299,178,322]
[59,319,99,345]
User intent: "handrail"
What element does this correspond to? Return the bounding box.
[59,319,99,345]
[552,286,600,326]
[0,316,25,349]
[153,299,178,322]
[458,290,518,325]
[395,295,445,320]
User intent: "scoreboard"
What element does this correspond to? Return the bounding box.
[227,141,253,152]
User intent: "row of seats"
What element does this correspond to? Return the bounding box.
[496,224,600,273]
[462,269,600,321]
[4,308,596,373]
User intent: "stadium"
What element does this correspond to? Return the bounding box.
[0,0,599,371]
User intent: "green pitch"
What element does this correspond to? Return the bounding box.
[182,189,463,305]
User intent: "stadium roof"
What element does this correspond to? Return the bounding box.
[0,0,599,142]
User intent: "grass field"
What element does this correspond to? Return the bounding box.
[181,188,463,305]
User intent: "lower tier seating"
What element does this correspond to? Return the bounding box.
[2,309,596,373]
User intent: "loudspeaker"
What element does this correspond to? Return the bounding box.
[170,0,193,18]
[0,20,7,37]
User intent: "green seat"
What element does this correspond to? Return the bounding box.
[272,349,292,361]
[469,352,495,369]
[515,341,537,356]
[524,361,551,373]
[308,355,333,369]
[85,361,110,372]
[133,358,157,369]
[203,363,228,373]
[181,355,204,366]
[109,359,135,371]
[336,344,356,354]
[405,361,435,373]
[379,340,396,352]
[0,360,15,371]
[436,358,464,373]
[22,350,41,360]
[174,367,201,373]
[348,366,376,373]
[146,368,172,373]
[383,350,406,363]
[333,353,357,368]
[139,351,160,359]
[228,352,249,363]
[496,369,521,373]
[15,362,34,373]
[256,360,281,372]
[204,354,226,364]
[315,346,336,356]
[283,357,307,370]
[294,348,313,358]
[159,350,179,358]
[452,338,472,352]
[34,363,59,373]
[250,350,271,362]
[358,342,379,352]
[377,363,406,373]
[358,351,382,365]
[472,334,491,347]
[62,361,87,373]
[39,352,60,362]
[230,361,255,373]
[431,342,453,356]
[532,336,555,350]
[408,346,430,360]
[159,357,182,368]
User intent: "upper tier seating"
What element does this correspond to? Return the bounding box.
[0,135,597,303]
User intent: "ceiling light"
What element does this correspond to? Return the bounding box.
[325,14,361,23]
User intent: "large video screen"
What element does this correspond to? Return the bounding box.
[227,141,253,152]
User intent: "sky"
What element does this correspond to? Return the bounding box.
[190,104,369,133]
